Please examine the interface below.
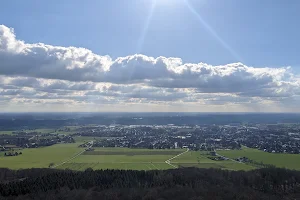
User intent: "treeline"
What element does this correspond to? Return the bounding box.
[245,158,276,169]
[2,113,300,130]
[0,167,300,200]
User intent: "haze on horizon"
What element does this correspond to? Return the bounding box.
[0,0,300,113]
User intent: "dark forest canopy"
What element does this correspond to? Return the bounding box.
[0,167,300,200]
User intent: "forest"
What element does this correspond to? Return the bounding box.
[0,167,300,200]
[2,113,300,130]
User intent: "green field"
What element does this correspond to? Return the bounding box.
[171,151,256,171]
[0,131,14,135]
[57,148,184,170]
[0,145,184,170]
[56,148,256,171]
[31,128,56,133]
[60,162,171,170]
[0,128,55,135]
[83,150,182,155]
[0,143,82,169]
[217,147,300,170]
[1,142,298,171]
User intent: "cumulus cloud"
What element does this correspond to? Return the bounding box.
[0,24,300,112]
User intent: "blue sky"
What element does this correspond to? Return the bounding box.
[1,0,299,67]
[0,0,300,112]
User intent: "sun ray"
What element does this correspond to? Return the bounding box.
[136,0,157,53]
[183,0,243,62]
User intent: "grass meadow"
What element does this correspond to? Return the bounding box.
[217,146,300,170]
[58,148,184,170]
[171,151,256,171]
[0,128,56,135]
[0,143,82,169]
[1,138,299,171]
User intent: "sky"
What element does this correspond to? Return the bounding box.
[0,0,300,112]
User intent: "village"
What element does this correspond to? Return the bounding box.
[73,123,300,154]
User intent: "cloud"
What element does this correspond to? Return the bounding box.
[0,25,112,82]
[1,24,300,112]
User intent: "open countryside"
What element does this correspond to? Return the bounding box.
[217,146,300,170]
[58,147,179,170]
[1,137,300,171]
[2,116,300,200]
[2,118,300,171]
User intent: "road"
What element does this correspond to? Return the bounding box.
[165,148,189,168]
[52,141,93,168]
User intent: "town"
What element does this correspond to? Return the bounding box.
[0,130,75,153]
[1,123,300,155]
[74,123,300,154]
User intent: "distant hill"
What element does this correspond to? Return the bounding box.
[1,112,300,130]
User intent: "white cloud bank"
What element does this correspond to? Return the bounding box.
[0,25,300,112]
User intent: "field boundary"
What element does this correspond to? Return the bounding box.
[58,162,171,170]
[52,141,93,168]
[66,161,170,164]
[165,148,189,168]
[83,150,183,156]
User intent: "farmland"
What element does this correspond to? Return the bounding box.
[0,131,14,135]
[0,143,185,170]
[0,143,82,169]
[171,150,256,171]
[56,147,256,171]
[217,147,300,170]
[0,141,299,171]
[0,128,55,135]
[2,119,300,172]
[0,126,83,136]
[57,148,184,170]
[1,141,255,171]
